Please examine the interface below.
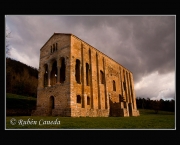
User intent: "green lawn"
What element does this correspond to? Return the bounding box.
[6,109,175,129]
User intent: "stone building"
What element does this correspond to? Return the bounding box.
[32,33,140,117]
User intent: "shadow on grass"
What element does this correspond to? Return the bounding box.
[139,109,175,115]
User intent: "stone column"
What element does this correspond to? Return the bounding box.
[57,66,60,84]
[103,57,108,109]
[64,57,67,83]
[130,73,137,110]
[48,62,52,87]
[124,71,129,103]
[57,59,61,84]
[89,48,94,109]
[129,73,134,109]
[120,67,125,108]
[126,71,131,104]
[126,102,129,116]
[118,67,122,101]
[129,73,133,104]
[81,43,85,108]
[96,52,101,109]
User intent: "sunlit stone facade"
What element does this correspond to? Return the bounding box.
[32,33,140,117]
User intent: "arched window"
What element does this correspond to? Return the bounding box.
[86,63,90,86]
[87,96,90,105]
[113,80,116,91]
[75,59,81,84]
[100,70,104,84]
[77,95,81,103]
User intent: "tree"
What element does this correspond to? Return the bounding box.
[151,100,161,114]
[6,27,11,56]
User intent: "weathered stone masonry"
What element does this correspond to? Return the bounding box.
[32,33,140,117]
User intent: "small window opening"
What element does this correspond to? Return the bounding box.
[113,80,116,91]
[87,96,90,105]
[75,59,81,84]
[100,70,104,84]
[77,95,81,103]
[123,82,126,91]
[86,63,90,86]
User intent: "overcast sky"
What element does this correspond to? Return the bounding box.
[5,15,175,100]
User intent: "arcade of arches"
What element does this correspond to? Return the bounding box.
[43,57,66,87]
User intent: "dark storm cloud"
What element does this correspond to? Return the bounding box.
[58,16,175,83]
[6,15,175,100]
[6,16,175,73]
[6,16,53,55]
[130,16,175,80]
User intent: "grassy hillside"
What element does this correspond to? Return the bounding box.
[6,93,37,116]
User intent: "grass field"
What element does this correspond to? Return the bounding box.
[6,109,175,129]
[5,93,175,129]
[6,93,36,109]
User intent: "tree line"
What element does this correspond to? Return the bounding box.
[136,97,175,113]
[6,57,38,97]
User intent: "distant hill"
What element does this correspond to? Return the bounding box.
[6,57,38,97]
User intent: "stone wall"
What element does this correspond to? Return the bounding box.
[32,34,71,116]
